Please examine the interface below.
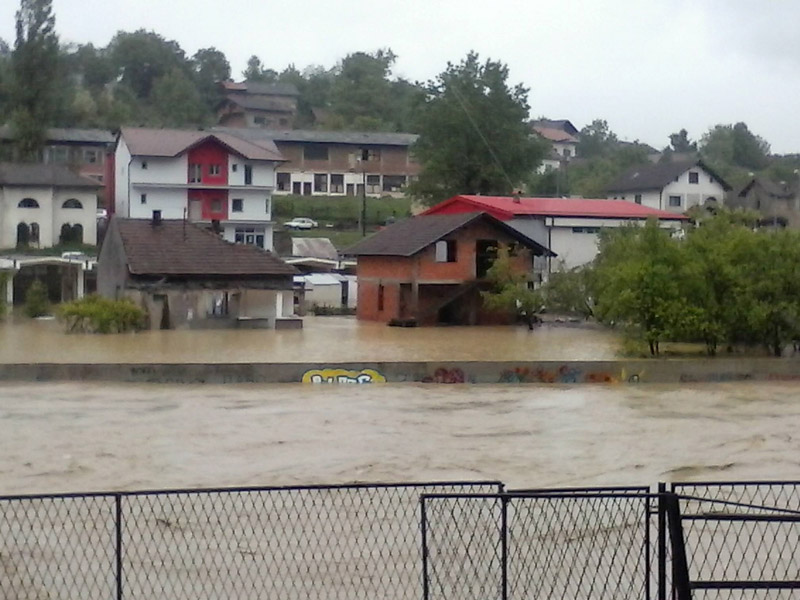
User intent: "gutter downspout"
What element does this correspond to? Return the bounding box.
[126,156,133,218]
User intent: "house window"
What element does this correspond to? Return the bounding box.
[313,173,328,193]
[253,116,267,126]
[30,223,40,244]
[346,183,355,196]
[234,226,264,248]
[244,165,253,185]
[669,195,682,207]
[688,171,699,184]
[572,227,600,234]
[265,198,270,213]
[209,164,221,176]
[634,194,642,205]
[211,199,222,212]
[83,149,101,164]
[232,199,243,212]
[292,181,301,194]
[18,198,39,208]
[62,199,83,209]
[232,164,238,172]
[141,160,147,169]
[377,284,385,312]
[140,193,147,204]
[563,148,572,158]
[359,148,380,162]
[435,240,457,263]
[366,174,381,194]
[330,174,344,193]
[50,146,69,163]
[382,175,406,193]
[304,145,329,161]
[189,163,202,183]
[210,293,229,317]
[276,172,291,191]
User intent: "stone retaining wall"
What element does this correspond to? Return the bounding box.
[0,358,799,385]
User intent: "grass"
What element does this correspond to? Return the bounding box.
[273,195,412,228]
[0,243,98,257]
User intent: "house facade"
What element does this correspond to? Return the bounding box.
[213,128,419,198]
[112,128,284,251]
[98,215,299,330]
[0,163,100,249]
[729,177,800,227]
[423,195,687,273]
[345,212,553,326]
[531,119,580,172]
[216,81,300,130]
[606,159,731,213]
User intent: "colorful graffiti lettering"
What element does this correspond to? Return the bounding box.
[421,368,468,384]
[301,368,386,384]
[499,365,643,384]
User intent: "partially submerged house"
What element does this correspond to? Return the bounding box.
[98,214,299,329]
[344,212,553,326]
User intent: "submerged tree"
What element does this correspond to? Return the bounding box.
[481,245,544,329]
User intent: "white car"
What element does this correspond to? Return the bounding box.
[285,217,319,230]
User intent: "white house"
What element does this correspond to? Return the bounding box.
[0,162,99,249]
[422,195,687,274]
[532,119,580,173]
[112,128,284,251]
[606,159,731,213]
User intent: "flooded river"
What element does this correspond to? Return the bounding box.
[1,380,797,495]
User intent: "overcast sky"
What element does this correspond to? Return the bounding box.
[2,0,799,153]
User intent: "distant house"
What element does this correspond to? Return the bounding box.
[531,119,580,172]
[98,214,299,330]
[423,195,687,273]
[730,177,799,227]
[216,81,300,130]
[0,162,100,249]
[213,128,419,198]
[344,212,553,326]
[606,159,731,213]
[112,127,284,251]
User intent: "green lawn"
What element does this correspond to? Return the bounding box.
[273,195,412,228]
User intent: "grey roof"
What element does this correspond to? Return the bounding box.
[343,212,554,257]
[531,119,579,136]
[738,177,794,199]
[112,218,297,277]
[239,82,299,97]
[0,125,114,144]
[291,237,338,261]
[119,127,284,161]
[214,127,418,147]
[607,159,732,193]
[223,94,295,113]
[0,162,102,188]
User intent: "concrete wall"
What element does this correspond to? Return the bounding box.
[2,358,799,385]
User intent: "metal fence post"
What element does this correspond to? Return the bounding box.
[420,497,430,600]
[115,493,123,600]
[664,492,692,600]
[657,482,667,600]
[501,495,509,600]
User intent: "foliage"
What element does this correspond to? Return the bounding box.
[150,67,208,127]
[577,119,618,159]
[481,245,544,327]
[192,47,230,110]
[309,303,355,316]
[567,142,651,198]
[541,265,595,319]
[243,55,277,82]
[408,52,547,205]
[58,294,146,333]
[11,0,60,160]
[109,29,188,99]
[24,279,49,318]
[272,194,412,227]
[669,128,697,153]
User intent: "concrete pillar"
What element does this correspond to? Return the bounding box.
[275,291,284,319]
[76,265,85,299]
[4,272,13,308]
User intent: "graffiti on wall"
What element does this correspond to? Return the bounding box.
[301,368,387,384]
[498,365,643,384]
[679,372,752,383]
[420,368,471,384]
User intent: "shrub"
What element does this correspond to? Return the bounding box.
[58,295,147,334]
[309,303,356,316]
[24,280,49,318]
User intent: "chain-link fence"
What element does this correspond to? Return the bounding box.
[0,481,501,600]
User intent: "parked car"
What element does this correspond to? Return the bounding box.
[285,217,319,230]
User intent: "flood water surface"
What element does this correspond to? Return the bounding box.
[1,381,797,495]
[0,316,619,363]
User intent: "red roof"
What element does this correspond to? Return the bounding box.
[423,195,688,221]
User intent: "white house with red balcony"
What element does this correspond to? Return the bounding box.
[111,128,284,250]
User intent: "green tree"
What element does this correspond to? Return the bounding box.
[542,265,596,319]
[328,49,396,130]
[150,67,209,127]
[700,122,770,182]
[24,279,49,318]
[481,245,544,328]
[669,128,697,153]
[243,55,277,82]
[577,119,618,159]
[109,29,189,99]
[192,47,230,110]
[409,52,547,205]
[11,0,60,160]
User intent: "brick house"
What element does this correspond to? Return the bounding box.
[216,81,299,130]
[344,212,553,326]
[98,214,299,330]
[213,128,419,198]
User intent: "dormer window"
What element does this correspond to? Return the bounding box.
[689,171,699,184]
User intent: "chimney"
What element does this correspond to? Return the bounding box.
[512,189,522,204]
[152,210,162,226]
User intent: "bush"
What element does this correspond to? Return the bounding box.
[24,280,50,318]
[58,295,147,334]
[309,303,356,316]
